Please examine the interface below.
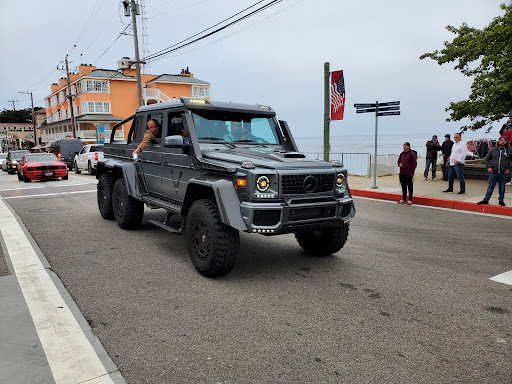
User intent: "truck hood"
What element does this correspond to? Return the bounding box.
[201,146,334,170]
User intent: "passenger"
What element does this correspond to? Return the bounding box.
[223,121,258,142]
[133,119,161,156]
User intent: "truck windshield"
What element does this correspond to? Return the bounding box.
[192,111,281,145]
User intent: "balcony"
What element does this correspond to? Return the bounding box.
[42,129,124,143]
[144,88,171,104]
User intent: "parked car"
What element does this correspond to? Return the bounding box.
[48,138,83,170]
[5,150,30,174]
[0,153,7,171]
[17,153,68,182]
[74,144,104,175]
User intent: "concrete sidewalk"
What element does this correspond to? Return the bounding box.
[349,171,512,216]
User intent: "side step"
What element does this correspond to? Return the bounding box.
[142,195,181,213]
[148,220,183,234]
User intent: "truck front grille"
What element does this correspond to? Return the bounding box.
[288,206,336,221]
[282,174,334,194]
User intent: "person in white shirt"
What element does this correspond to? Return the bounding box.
[443,133,466,194]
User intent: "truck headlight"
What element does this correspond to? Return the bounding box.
[336,173,344,187]
[256,175,270,192]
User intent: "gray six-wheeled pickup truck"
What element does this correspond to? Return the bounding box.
[96,97,355,277]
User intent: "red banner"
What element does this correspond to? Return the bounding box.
[330,70,345,120]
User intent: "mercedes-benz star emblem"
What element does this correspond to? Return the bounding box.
[303,175,317,193]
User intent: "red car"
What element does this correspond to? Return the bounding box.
[17,153,69,183]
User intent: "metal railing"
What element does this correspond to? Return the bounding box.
[303,152,371,177]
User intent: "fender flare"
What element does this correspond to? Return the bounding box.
[98,159,144,199]
[185,179,248,231]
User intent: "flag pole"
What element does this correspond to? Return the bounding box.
[324,62,331,162]
[372,100,379,189]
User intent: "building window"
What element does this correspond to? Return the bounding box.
[58,92,65,103]
[74,105,80,116]
[51,95,58,106]
[191,86,210,98]
[80,80,109,94]
[45,99,50,109]
[81,101,111,114]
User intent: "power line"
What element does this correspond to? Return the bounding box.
[143,0,282,63]
[92,23,132,65]
[154,0,303,61]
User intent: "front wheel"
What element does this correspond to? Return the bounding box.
[186,199,239,277]
[112,178,144,229]
[23,173,30,183]
[295,223,349,256]
[74,162,81,174]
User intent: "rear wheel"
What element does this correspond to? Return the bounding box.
[88,161,96,175]
[74,162,81,174]
[186,198,239,277]
[112,178,144,229]
[97,174,115,220]
[295,223,349,256]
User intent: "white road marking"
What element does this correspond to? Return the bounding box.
[3,190,96,199]
[353,196,512,220]
[0,198,115,383]
[489,270,512,286]
[0,182,93,192]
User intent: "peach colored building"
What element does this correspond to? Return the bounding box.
[41,59,210,144]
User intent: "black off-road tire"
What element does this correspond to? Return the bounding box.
[97,174,115,220]
[112,178,144,229]
[74,162,81,174]
[186,198,239,277]
[295,223,349,256]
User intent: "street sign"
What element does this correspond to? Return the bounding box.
[356,108,376,113]
[354,103,376,108]
[377,111,401,116]
[377,101,400,107]
[377,106,400,112]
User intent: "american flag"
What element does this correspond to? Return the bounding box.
[330,70,345,120]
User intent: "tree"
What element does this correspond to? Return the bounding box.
[0,107,42,124]
[420,3,512,132]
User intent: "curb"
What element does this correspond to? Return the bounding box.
[350,189,512,217]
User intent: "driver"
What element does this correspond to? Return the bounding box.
[223,121,258,142]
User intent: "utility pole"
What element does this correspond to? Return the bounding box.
[65,55,77,138]
[8,100,18,110]
[130,0,144,106]
[18,91,37,147]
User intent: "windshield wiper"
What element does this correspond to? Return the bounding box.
[199,137,235,148]
[232,139,257,143]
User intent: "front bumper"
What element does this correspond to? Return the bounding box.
[240,195,355,234]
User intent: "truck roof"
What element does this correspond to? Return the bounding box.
[136,97,276,115]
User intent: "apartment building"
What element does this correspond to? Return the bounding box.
[41,58,211,144]
[0,123,34,151]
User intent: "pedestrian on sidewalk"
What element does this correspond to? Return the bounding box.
[424,135,441,180]
[443,133,466,194]
[477,136,512,207]
[441,134,454,181]
[397,142,417,205]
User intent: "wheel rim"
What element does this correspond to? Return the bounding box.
[191,219,210,260]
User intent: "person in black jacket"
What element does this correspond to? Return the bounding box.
[477,136,512,206]
[441,134,454,181]
[424,135,441,180]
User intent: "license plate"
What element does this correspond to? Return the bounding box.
[45,172,53,176]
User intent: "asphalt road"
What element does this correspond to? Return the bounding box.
[2,171,511,384]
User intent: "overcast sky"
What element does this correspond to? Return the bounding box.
[0,0,506,138]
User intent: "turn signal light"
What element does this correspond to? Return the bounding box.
[236,179,246,186]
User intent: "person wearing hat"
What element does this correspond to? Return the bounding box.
[441,134,454,181]
[477,136,512,206]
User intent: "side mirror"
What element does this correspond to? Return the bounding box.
[163,135,185,148]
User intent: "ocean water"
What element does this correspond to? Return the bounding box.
[294,132,501,157]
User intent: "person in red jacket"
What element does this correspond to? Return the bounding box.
[397,142,417,205]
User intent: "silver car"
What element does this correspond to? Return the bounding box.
[0,153,7,171]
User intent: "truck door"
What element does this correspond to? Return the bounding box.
[160,111,194,202]
[138,112,163,196]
